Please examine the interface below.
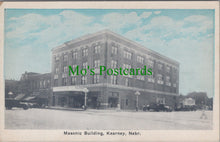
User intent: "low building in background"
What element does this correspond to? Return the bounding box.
[182,98,196,106]
[6,72,52,107]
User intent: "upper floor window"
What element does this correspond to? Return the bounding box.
[137,75,145,81]
[63,66,68,72]
[55,55,60,61]
[82,48,88,57]
[158,63,163,70]
[94,44,101,54]
[54,74,58,79]
[137,56,144,64]
[125,78,129,86]
[62,77,67,86]
[94,60,100,68]
[148,71,155,83]
[83,62,88,69]
[165,76,171,86]
[71,65,77,76]
[72,51,78,59]
[123,64,131,69]
[148,59,154,67]
[63,54,68,61]
[55,68,59,74]
[166,65,171,73]
[124,51,132,60]
[111,45,118,55]
[72,64,77,70]
[93,75,100,84]
[43,80,47,88]
[157,74,164,85]
[111,76,117,85]
[71,77,77,85]
[40,81,43,88]
[111,60,117,68]
[81,76,87,85]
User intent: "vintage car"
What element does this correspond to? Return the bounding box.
[145,103,172,112]
[5,98,29,110]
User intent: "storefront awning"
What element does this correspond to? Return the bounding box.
[53,86,88,92]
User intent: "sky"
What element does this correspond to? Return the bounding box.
[4,9,215,97]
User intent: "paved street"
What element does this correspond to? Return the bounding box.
[5,108,213,130]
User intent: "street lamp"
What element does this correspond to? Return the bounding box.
[83,88,89,110]
[135,91,140,111]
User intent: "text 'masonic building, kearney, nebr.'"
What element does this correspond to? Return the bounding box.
[51,30,179,110]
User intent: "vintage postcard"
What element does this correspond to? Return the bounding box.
[0,1,219,142]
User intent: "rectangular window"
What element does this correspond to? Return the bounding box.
[72,51,78,59]
[165,76,171,86]
[55,68,59,74]
[111,60,117,68]
[137,56,144,64]
[93,75,100,84]
[63,54,68,61]
[166,66,170,73]
[62,78,67,86]
[71,77,77,85]
[148,59,154,67]
[157,74,164,84]
[111,76,117,84]
[137,75,145,81]
[82,48,88,57]
[111,45,118,55]
[43,80,46,88]
[63,66,68,72]
[148,72,155,83]
[125,78,129,86]
[40,81,43,88]
[94,44,101,54]
[81,76,87,85]
[94,60,100,68]
[55,55,59,61]
[83,62,88,69]
[124,51,132,59]
[158,63,163,70]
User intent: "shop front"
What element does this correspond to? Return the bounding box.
[52,86,89,109]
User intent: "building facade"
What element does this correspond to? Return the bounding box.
[19,72,51,106]
[50,30,179,110]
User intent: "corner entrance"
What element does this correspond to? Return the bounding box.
[108,97,118,108]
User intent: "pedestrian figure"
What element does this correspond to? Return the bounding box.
[200,109,207,119]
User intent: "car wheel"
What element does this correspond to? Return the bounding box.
[23,105,28,110]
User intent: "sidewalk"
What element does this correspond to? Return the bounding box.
[47,106,138,112]
[48,106,84,111]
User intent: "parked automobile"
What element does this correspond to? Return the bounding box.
[175,105,197,111]
[146,103,172,112]
[5,98,29,110]
[27,102,40,108]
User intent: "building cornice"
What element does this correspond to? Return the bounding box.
[52,30,179,66]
